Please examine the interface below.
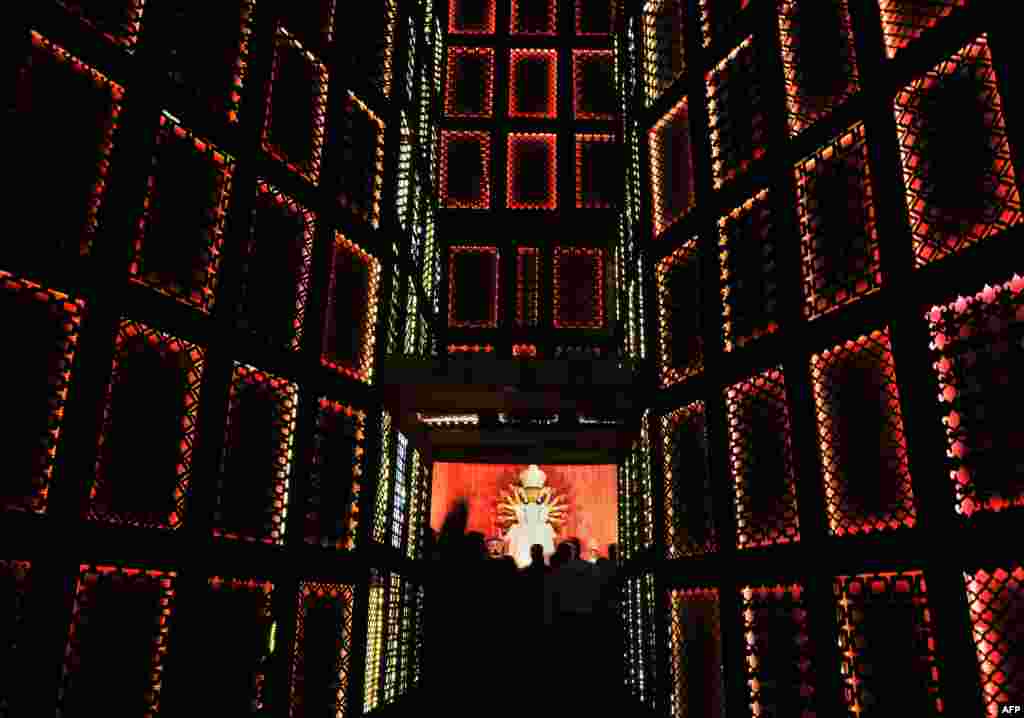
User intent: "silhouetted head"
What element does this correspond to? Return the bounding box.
[569,537,582,561]
[608,544,618,563]
[530,544,545,566]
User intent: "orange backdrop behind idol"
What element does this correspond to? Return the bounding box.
[430,463,618,559]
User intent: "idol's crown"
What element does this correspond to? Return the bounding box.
[520,464,546,489]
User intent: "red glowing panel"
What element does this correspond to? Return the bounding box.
[445,47,495,118]
[509,49,558,119]
[878,0,968,59]
[507,133,558,210]
[576,133,618,209]
[512,344,538,357]
[216,365,297,545]
[290,582,354,718]
[131,112,233,314]
[553,247,605,329]
[965,564,1024,716]
[650,97,695,238]
[656,238,703,387]
[576,0,616,36]
[60,565,176,716]
[448,246,500,328]
[778,0,860,136]
[660,403,716,558]
[725,368,801,549]
[440,130,492,209]
[516,247,541,328]
[57,0,147,51]
[927,274,1024,516]
[698,0,750,48]
[449,0,496,34]
[305,400,367,551]
[0,273,84,515]
[262,25,329,185]
[668,588,725,718]
[573,49,617,120]
[706,35,767,188]
[512,0,557,34]
[322,232,381,384]
[642,0,686,106]
[92,320,205,530]
[447,344,495,353]
[834,572,944,716]
[894,35,1021,266]
[338,91,386,229]
[811,329,916,536]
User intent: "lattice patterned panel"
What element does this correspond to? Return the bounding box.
[928,275,1024,516]
[448,246,500,328]
[577,0,616,35]
[698,0,750,49]
[668,588,725,718]
[91,320,204,529]
[877,0,968,60]
[574,49,617,121]
[516,247,541,327]
[337,0,396,98]
[322,232,381,384]
[778,0,860,136]
[13,32,123,266]
[657,239,703,387]
[440,130,491,209]
[741,584,815,718]
[363,575,386,712]
[405,451,424,560]
[0,274,83,514]
[413,585,426,687]
[707,35,768,189]
[289,582,353,718]
[726,368,801,549]
[642,0,686,107]
[965,564,1024,716]
[382,574,403,704]
[132,113,233,313]
[262,25,329,184]
[509,49,558,119]
[894,36,1022,267]
[719,190,781,352]
[618,460,634,561]
[811,329,916,536]
[305,400,367,551]
[399,578,417,695]
[216,364,297,545]
[57,0,147,51]
[390,434,410,551]
[661,403,716,558]
[834,572,943,716]
[237,182,314,351]
[507,133,558,210]
[650,98,696,240]
[59,565,176,717]
[449,0,496,34]
[373,412,394,544]
[576,133,619,208]
[638,411,656,551]
[512,0,557,34]
[553,247,605,329]
[338,92,386,229]
[796,124,881,319]
[445,47,495,118]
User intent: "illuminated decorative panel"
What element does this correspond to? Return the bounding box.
[364,576,385,711]
[0,274,83,514]
[642,1,685,105]
[741,584,815,718]
[637,411,656,550]
[811,329,915,536]
[778,0,859,136]
[894,35,1022,267]
[13,32,123,266]
[405,452,425,560]
[337,0,396,97]
[796,125,881,319]
[661,403,716,558]
[305,400,367,550]
[322,232,382,384]
[440,130,491,209]
[385,241,404,357]
[509,49,558,119]
[445,47,495,118]
[237,182,314,351]
[338,92,386,229]
[553,247,605,329]
[382,574,403,704]
[391,434,409,551]
[373,412,394,544]
[726,368,801,549]
[516,247,541,327]
[698,0,750,48]
[878,0,968,59]
[512,343,538,357]
[651,100,695,241]
[262,25,329,184]
[398,579,415,695]
[91,320,204,529]
[57,0,146,51]
[448,246,500,328]
[707,35,766,188]
[289,582,353,718]
[512,0,557,34]
[965,564,1024,716]
[215,364,297,545]
[507,133,558,210]
[413,585,426,686]
[668,588,725,718]
[928,275,1024,516]
[577,0,616,35]
[576,133,619,208]
[834,572,943,716]
[447,344,495,354]
[59,565,175,716]
[719,190,780,352]
[131,113,233,313]
[656,239,703,387]
[573,50,617,120]
[449,0,496,34]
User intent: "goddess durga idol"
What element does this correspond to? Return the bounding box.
[498,465,568,568]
